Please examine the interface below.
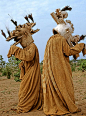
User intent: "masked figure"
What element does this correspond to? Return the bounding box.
[6,15,42,113]
[42,6,86,116]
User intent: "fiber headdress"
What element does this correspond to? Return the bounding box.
[1,13,39,45]
[51,6,86,47]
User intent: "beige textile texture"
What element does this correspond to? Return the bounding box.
[43,34,85,115]
[7,43,42,113]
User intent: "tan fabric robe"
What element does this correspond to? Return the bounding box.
[43,34,85,115]
[7,43,42,113]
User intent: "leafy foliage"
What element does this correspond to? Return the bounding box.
[69,59,86,72]
[40,60,43,74]
[69,59,76,72]
[77,59,86,71]
[1,56,21,80]
[14,69,21,82]
[2,67,12,79]
[0,55,6,72]
[1,53,86,82]
[40,59,86,73]
[2,69,7,76]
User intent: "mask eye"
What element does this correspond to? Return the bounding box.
[53,29,58,35]
[66,28,69,33]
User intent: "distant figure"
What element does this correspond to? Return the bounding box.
[6,14,42,113]
[42,6,86,116]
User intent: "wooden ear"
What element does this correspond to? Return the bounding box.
[30,29,40,35]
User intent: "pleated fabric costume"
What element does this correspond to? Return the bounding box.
[7,42,42,113]
[43,34,85,115]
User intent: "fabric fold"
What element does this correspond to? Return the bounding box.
[7,43,42,113]
[43,34,85,115]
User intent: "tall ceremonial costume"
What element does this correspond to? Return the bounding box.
[1,14,42,113]
[43,6,86,115]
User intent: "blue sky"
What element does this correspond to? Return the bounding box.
[0,0,86,62]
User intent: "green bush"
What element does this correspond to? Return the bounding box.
[69,59,86,72]
[82,63,86,70]
[14,76,21,82]
[2,68,12,79]
[6,67,12,79]
[40,61,43,74]
[40,66,43,74]
[71,64,76,72]
[69,60,76,72]
[0,68,2,72]
[77,59,86,71]
[14,70,21,82]
[2,69,7,76]
[14,71,20,77]
[77,66,82,71]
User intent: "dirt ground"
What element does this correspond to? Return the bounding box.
[0,71,86,116]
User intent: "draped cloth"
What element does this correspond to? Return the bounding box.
[43,34,85,115]
[7,43,42,113]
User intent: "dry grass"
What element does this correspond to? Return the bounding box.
[0,71,86,116]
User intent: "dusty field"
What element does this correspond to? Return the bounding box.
[0,71,86,116]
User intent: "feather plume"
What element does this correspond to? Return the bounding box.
[6,27,10,37]
[79,35,86,41]
[28,14,34,22]
[61,6,72,11]
[8,14,17,26]
[1,30,6,38]
[24,15,30,23]
[11,19,17,26]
